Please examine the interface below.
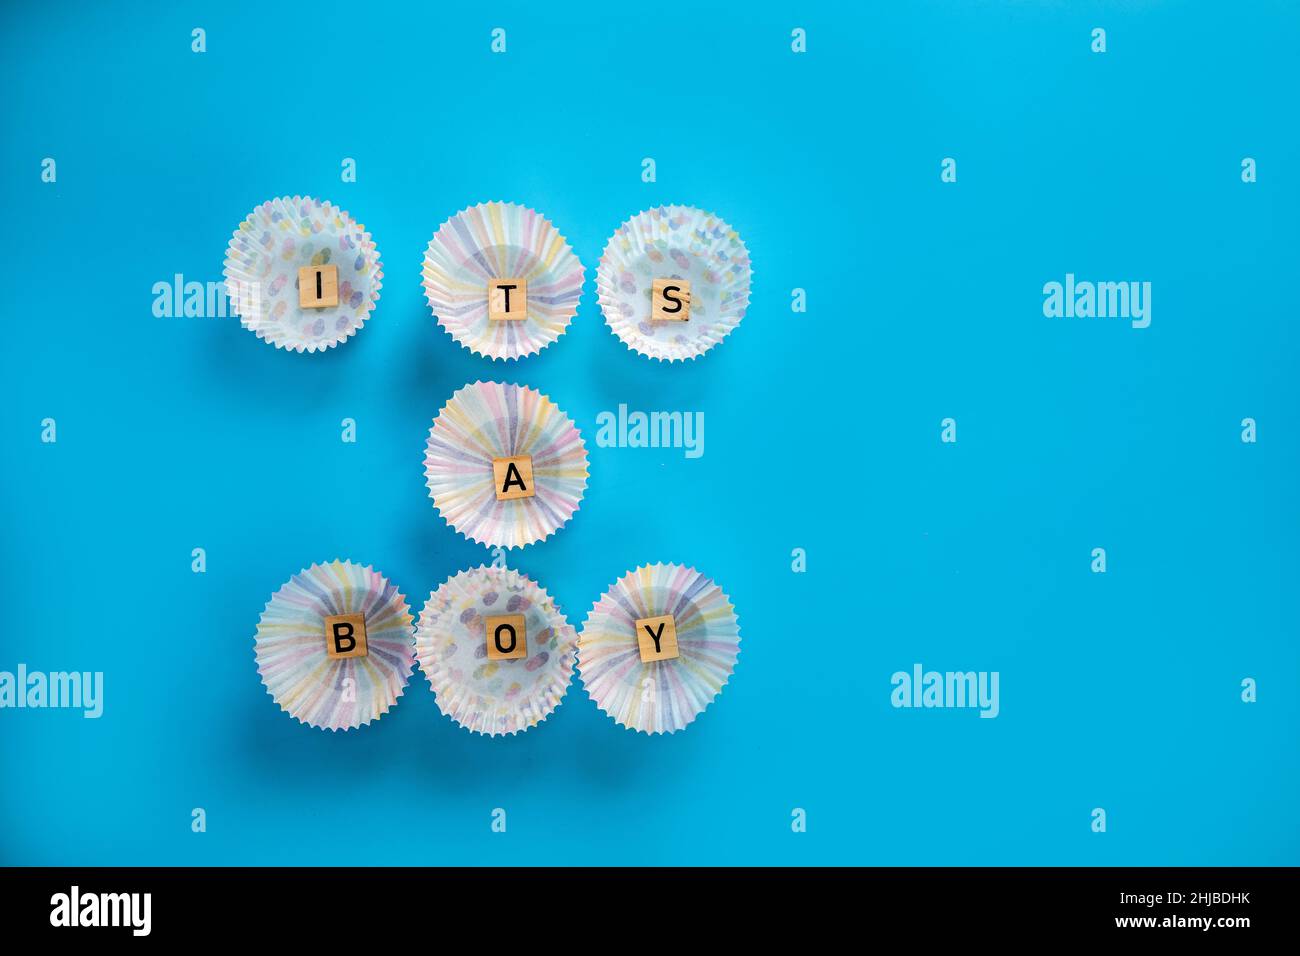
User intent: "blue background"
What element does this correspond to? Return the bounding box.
[2,1,1297,865]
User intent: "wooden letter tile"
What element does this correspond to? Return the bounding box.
[485,614,527,660]
[323,612,368,659]
[492,455,535,501]
[651,277,690,321]
[299,264,339,309]
[635,614,679,662]
[487,277,527,321]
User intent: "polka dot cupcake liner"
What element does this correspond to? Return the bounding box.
[414,566,578,736]
[254,560,414,731]
[223,196,383,353]
[596,205,751,362]
[422,201,584,360]
[424,381,588,549]
[578,563,741,734]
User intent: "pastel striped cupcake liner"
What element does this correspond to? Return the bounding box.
[577,563,741,734]
[254,560,414,731]
[424,381,588,549]
[422,201,584,360]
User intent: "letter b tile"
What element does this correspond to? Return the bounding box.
[324,612,368,659]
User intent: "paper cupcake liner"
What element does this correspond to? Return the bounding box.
[578,563,740,734]
[223,196,383,353]
[254,560,414,731]
[596,205,751,362]
[424,381,588,548]
[422,201,584,360]
[414,566,578,736]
